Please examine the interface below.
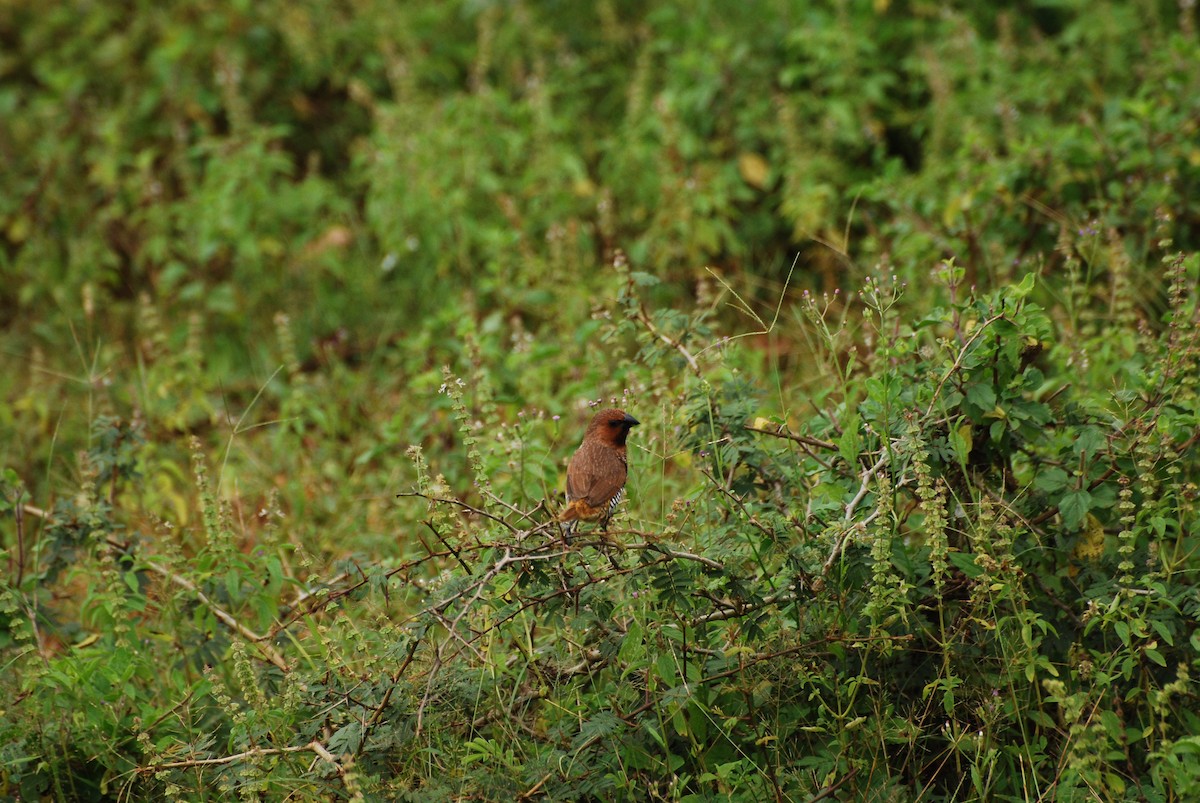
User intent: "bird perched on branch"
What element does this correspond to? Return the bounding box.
[558,408,639,543]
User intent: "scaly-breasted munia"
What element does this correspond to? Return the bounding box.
[558,408,639,543]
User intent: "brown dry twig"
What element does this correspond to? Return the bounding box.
[744,424,837,453]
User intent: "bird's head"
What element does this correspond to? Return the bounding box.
[586,408,640,447]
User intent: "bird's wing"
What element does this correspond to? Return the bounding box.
[564,446,590,501]
[567,442,627,508]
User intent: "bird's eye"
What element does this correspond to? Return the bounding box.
[608,420,620,427]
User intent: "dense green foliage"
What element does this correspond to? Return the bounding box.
[3,0,1200,800]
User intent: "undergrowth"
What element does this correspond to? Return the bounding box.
[3,246,1198,800]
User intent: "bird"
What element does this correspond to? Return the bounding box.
[558,408,640,543]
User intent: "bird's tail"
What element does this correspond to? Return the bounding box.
[557,499,584,544]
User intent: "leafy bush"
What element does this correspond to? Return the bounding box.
[2,0,1200,800]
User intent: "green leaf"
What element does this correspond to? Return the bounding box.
[1150,619,1175,646]
[619,620,644,663]
[1104,773,1126,796]
[328,721,363,755]
[949,421,973,466]
[1058,490,1092,530]
[965,383,996,410]
[1034,468,1069,493]
[837,416,861,468]
[491,573,515,599]
[1027,710,1055,728]
[948,551,984,578]
[224,569,241,602]
[1011,272,1036,298]
[644,722,667,750]
[656,653,677,686]
[1071,426,1106,457]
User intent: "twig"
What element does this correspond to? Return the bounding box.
[632,304,701,376]
[845,454,889,522]
[484,491,545,527]
[924,313,1007,416]
[822,453,890,576]
[417,546,521,735]
[281,572,349,615]
[744,424,837,453]
[396,492,517,533]
[423,520,471,573]
[698,468,777,541]
[691,590,791,625]
[519,772,554,801]
[140,559,290,671]
[21,502,48,518]
[361,637,422,749]
[144,741,343,775]
[14,496,26,586]
[806,767,858,803]
[693,257,799,360]
[699,634,913,683]
[626,542,725,571]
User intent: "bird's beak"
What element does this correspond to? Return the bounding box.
[624,414,640,427]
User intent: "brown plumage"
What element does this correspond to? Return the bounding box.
[558,408,639,543]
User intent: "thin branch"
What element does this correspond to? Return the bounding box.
[845,454,889,522]
[21,502,48,519]
[691,590,791,625]
[282,572,349,615]
[423,520,472,573]
[397,492,518,533]
[140,558,290,671]
[698,468,778,543]
[699,634,913,683]
[360,638,422,747]
[483,491,545,527]
[744,424,837,453]
[14,494,26,586]
[806,768,858,803]
[625,541,725,571]
[924,313,1007,416]
[417,546,520,735]
[632,304,701,376]
[519,772,554,801]
[694,256,799,359]
[144,741,343,775]
[822,453,890,575]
